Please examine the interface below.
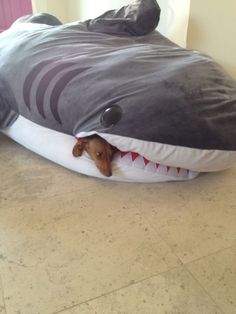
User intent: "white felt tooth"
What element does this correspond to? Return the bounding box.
[132,155,146,169]
[156,163,165,174]
[166,166,179,177]
[118,152,133,166]
[145,161,157,172]
[177,168,189,177]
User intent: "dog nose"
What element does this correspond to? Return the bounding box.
[102,168,112,177]
[99,166,112,177]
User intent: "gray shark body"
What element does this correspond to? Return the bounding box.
[0,0,236,155]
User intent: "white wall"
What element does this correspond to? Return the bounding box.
[78,0,130,20]
[157,0,190,47]
[187,0,236,78]
[67,0,80,23]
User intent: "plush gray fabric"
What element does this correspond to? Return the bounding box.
[0,0,236,150]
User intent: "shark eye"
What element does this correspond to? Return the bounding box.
[100,105,122,128]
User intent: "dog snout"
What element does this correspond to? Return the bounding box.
[105,170,112,177]
[97,163,112,177]
[100,168,112,177]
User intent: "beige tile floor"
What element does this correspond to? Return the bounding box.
[0,133,236,314]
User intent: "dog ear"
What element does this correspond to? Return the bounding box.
[72,139,87,157]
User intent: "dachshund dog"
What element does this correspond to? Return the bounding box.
[72,135,114,177]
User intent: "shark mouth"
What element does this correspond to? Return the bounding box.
[75,134,196,178]
[113,150,197,179]
[75,134,197,179]
[2,115,199,183]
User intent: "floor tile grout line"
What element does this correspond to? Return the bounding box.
[183,243,236,314]
[183,264,227,314]
[183,242,236,267]
[0,272,7,314]
[51,264,182,314]
[139,213,184,266]
[146,214,235,313]
[137,214,235,314]
[142,211,236,267]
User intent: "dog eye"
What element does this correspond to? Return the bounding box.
[96,152,104,158]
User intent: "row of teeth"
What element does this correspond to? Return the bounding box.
[115,151,191,177]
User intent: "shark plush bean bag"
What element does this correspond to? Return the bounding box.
[0,0,236,182]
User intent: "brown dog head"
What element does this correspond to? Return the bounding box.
[72,135,114,177]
